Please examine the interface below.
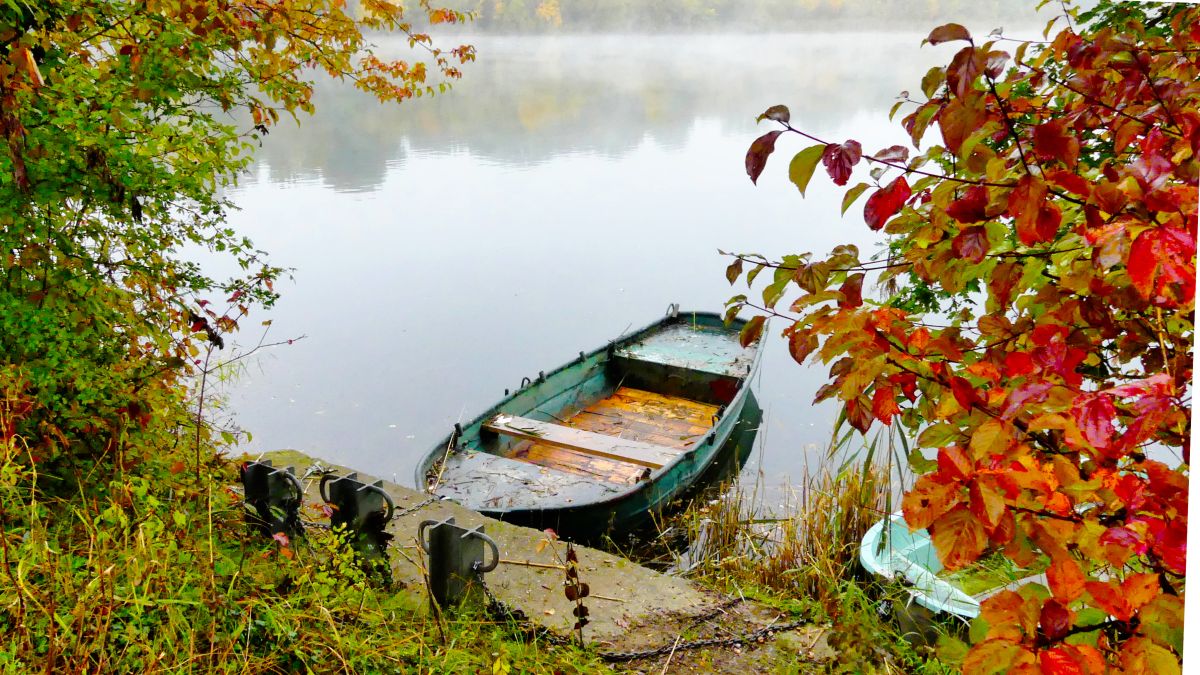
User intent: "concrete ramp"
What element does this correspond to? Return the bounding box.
[260,450,713,642]
[256,450,833,671]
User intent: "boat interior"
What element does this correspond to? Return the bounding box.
[429,318,757,508]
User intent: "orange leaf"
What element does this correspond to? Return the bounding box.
[1122,572,1160,613]
[1085,580,1132,622]
[872,384,900,425]
[1008,176,1050,246]
[901,475,962,530]
[11,47,45,88]
[969,478,1006,532]
[963,638,1031,675]
[1038,647,1085,675]
[930,506,987,570]
[1046,557,1086,603]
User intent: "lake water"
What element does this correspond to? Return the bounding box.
[220,30,1020,502]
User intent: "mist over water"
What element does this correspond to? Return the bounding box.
[222,18,1044,500]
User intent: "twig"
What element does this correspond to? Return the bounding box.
[659,633,684,675]
[499,558,564,570]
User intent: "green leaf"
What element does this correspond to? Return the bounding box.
[746,263,766,288]
[788,144,825,197]
[968,616,990,645]
[936,634,969,665]
[908,447,937,473]
[841,182,870,216]
[917,423,960,448]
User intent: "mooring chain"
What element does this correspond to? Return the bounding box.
[467,574,806,662]
[473,564,574,647]
[596,618,811,663]
[392,495,439,521]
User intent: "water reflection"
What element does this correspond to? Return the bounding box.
[246,33,943,192]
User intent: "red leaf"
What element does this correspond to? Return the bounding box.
[821,140,862,186]
[946,46,983,99]
[745,130,784,184]
[927,22,972,45]
[1100,525,1146,554]
[1003,352,1035,377]
[1045,169,1090,198]
[952,226,989,263]
[872,385,901,426]
[1008,176,1050,246]
[950,376,979,409]
[838,272,864,308]
[787,329,818,366]
[1035,202,1063,243]
[1039,600,1073,643]
[1152,518,1187,574]
[890,371,918,401]
[984,50,1010,78]
[873,145,910,163]
[1070,394,1115,450]
[1127,225,1197,306]
[946,185,990,223]
[937,446,974,482]
[845,397,872,433]
[1032,120,1081,168]
[864,177,911,230]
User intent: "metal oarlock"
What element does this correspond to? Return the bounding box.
[418,516,499,609]
[240,460,304,538]
[320,472,396,568]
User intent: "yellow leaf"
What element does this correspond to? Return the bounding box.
[968,419,1009,459]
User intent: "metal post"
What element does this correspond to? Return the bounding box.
[320,473,396,576]
[418,517,499,608]
[240,460,303,538]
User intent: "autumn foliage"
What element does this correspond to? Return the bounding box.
[1,1,473,482]
[735,3,1192,672]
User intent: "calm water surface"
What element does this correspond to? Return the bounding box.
[220,32,1007,500]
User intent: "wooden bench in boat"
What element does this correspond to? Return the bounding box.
[484,413,678,470]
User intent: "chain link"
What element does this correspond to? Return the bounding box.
[596,618,810,663]
[469,566,808,662]
[392,495,439,521]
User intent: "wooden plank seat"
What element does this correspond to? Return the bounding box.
[485,414,678,470]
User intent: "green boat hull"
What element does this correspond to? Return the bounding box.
[415,311,763,540]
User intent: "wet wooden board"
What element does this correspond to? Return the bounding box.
[486,414,677,469]
[511,442,648,484]
[596,388,719,426]
[570,411,706,449]
[501,387,720,483]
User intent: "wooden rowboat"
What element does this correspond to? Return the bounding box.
[414,310,764,539]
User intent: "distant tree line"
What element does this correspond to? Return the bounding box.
[359,0,1045,33]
